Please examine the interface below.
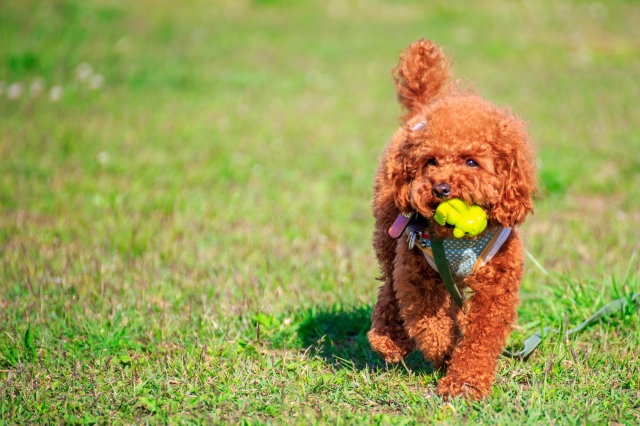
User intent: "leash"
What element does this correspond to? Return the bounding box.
[426,219,640,360]
[502,291,639,359]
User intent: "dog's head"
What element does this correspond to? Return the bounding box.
[388,40,537,228]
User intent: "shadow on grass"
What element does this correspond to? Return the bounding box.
[295,304,435,374]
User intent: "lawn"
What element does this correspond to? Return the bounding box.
[1,0,639,423]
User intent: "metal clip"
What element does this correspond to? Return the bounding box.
[408,230,417,250]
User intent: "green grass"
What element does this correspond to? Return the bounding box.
[1,0,640,423]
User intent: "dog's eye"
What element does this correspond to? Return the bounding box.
[426,158,438,167]
[465,159,478,168]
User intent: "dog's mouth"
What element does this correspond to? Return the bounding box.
[415,199,449,218]
[410,183,487,221]
[415,197,488,220]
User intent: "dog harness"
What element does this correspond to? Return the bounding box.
[389,212,511,281]
[411,225,511,280]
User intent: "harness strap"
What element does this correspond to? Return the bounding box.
[427,220,464,309]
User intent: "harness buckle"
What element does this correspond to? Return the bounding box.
[408,230,417,250]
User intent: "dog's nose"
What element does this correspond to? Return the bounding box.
[432,183,451,198]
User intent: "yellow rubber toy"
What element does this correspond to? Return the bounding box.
[434,199,488,238]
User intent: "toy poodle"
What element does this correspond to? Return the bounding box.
[367,39,537,399]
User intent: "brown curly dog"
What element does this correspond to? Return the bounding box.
[367,39,537,399]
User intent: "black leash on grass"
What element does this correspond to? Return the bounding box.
[427,220,640,360]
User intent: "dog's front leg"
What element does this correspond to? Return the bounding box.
[368,277,416,364]
[392,243,461,371]
[436,235,523,399]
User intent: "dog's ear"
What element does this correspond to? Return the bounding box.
[393,39,450,120]
[490,119,537,228]
[389,138,420,213]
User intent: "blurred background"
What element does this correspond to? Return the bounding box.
[1,0,639,420]
[2,0,639,304]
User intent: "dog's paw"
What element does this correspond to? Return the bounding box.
[436,374,488,400]
[367,330,412,363]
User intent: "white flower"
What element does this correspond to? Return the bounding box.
[76,62,93,81]
[7,83,23,99]
[97,151,109,164]
[89,74,104,90]
[49,86,63,102]
[30,77,44,97]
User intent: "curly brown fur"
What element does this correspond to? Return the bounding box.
[367,39,537,400]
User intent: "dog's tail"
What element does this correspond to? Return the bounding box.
[393,39,451,118]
